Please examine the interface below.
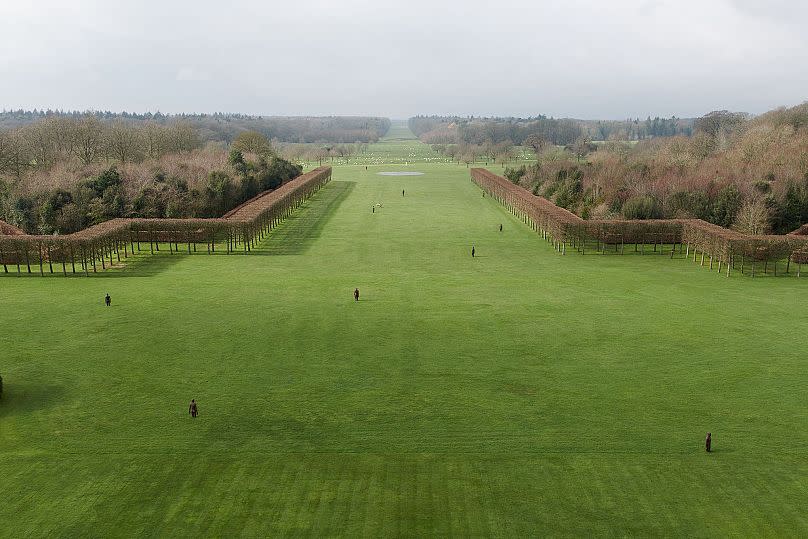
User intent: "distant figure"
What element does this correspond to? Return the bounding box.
[402,189,405,197]
[372,206,375,213]
[499,224,503,232]
[105,293,111,307]
[482,192,485,198]
[189,399,198,418]
[471,246,475,257]
[365,166,368,170]
[354,288,360,301]
[705,432,712,452]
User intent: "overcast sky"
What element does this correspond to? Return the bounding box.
[1,0,806,120]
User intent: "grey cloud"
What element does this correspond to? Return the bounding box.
[0,0,806,119]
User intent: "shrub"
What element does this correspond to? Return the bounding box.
[83,166,122,197]
[553,177,583,210]
[622,195,662,219]
[711,184,743,228]
[504,165,526,184]
[754,180,772,194]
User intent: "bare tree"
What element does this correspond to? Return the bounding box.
[52,117,77,159]
[232,130,273,157]
[310,147,329,166]
[164,121,200,153]
[21,118,56,168]
[0,130,30,177]
[494,141,514,166]
[141,121,166,159]
[572,136,595,162]
[107,120,143,163]
[72,116,106,165]
[734,197,771,235]
[333,144,355,163]
[445,145,459,162]
[523,133,549,156]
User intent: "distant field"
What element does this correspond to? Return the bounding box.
[1,124,807,536]
[296,122,537,169]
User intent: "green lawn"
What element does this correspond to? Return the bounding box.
[1,125,807,536]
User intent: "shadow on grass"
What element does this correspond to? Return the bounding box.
[0,181,354,277]
[0,381,67,419]
[253,180,355,255]
[0,252,186,279]
[95,253,188,278]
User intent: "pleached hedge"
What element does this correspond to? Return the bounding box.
[0,166,332,275]
[0,221,24,236]
[471,168,808,277]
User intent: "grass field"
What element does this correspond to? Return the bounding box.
[1,124,807,536]
[298,123,537,169]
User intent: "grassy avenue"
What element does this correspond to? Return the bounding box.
[1,125,807,536]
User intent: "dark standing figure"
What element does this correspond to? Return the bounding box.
[354,288,360,301]
[189,399,198,418]
[705,432,712,452]
[499,224,503,232]
[365,166,368,170]
[402,189,405,197]
[105,293,111,307]
[372,206,375,213]
[471,246,476,257]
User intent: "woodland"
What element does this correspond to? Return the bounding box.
[0,116,383,234]
[413,104,808,235]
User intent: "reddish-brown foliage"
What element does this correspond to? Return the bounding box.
[0,220,25,235]
[471,168,808,275]
[0,167,332,273]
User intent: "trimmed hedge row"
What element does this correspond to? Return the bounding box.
[0,221,25,235]
[0,166,332,274]
[471,168,808,276]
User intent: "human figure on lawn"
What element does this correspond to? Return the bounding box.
[105,293,111,307]
[705,432,711,452]
[354,288,360,301]
[471,246,475,257]
[499,224,502,232]
[189,399,198,418]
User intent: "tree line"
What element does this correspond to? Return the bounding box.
[0,116,200,174]
[408,115,692,146]
[0,110,391,144]
[472,167,808,277]
[500,104,808,235]
[0,120,302,234]
[276,142,373,165]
